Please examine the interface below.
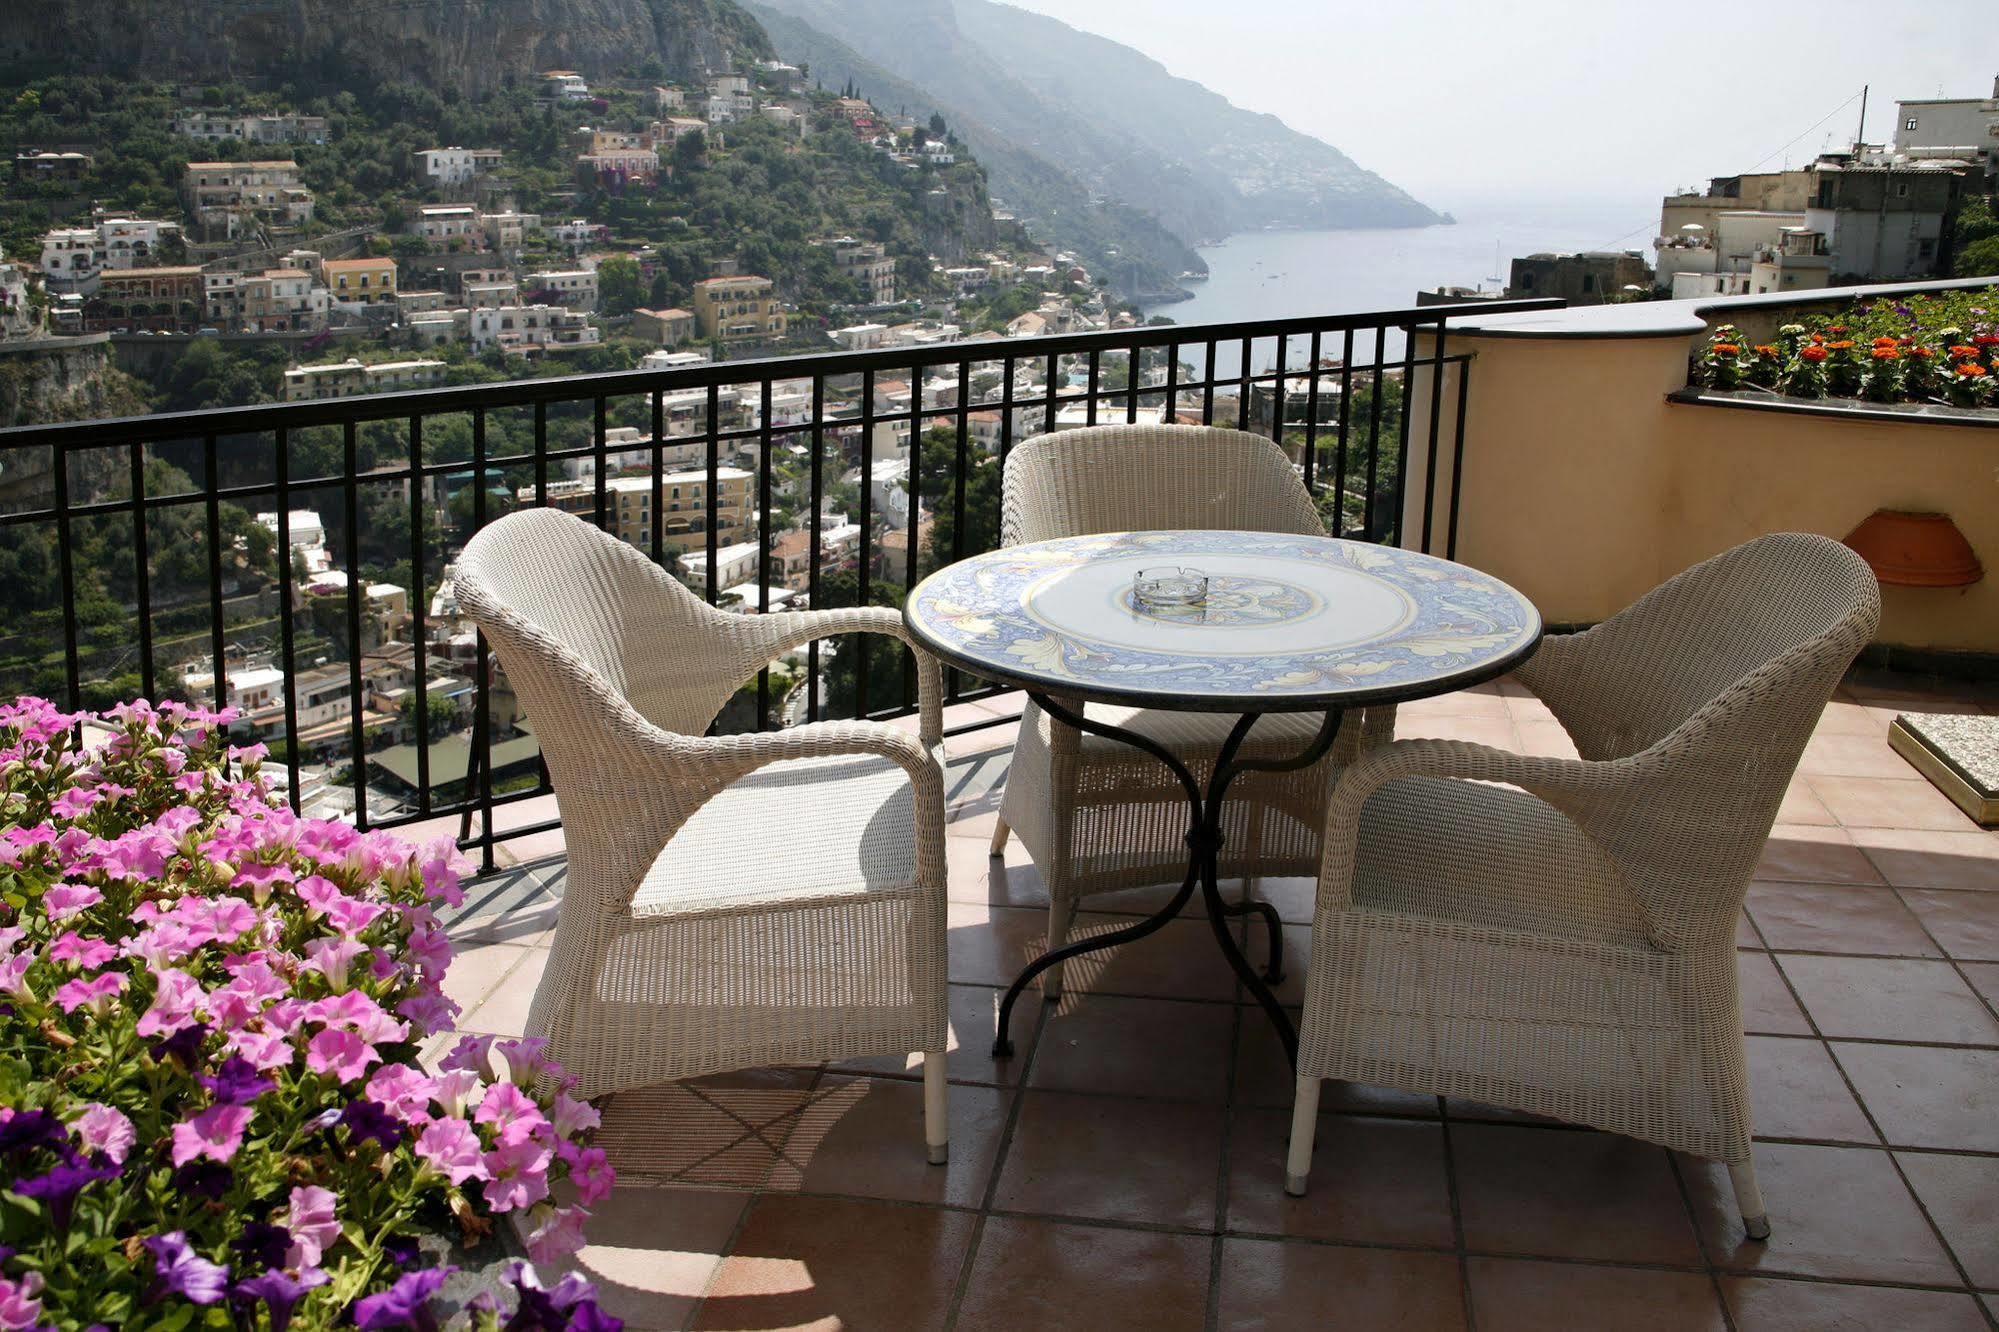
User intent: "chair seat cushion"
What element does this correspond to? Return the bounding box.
[1350,777,1655,948]
[630,750,923,921]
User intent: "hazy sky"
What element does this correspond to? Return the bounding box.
[993,0,1993,239]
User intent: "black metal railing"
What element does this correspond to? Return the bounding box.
[0,298,1560,867]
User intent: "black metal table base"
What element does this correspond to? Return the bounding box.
[991,697,1346,1068]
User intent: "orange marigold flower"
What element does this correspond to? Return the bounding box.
[1826,340,1856,350]
[1976,333,1999,345]
[1910,347,1935,358]
[1948,345,1980,358]
[1800,345,1828,362]
[1871,347,1901,360]
[1753,344,1780,357]
[1955,361,1989,378]
[1827,324,1849,334]
[1809,333,1826,342]
[1872,335,1898,345]
[1712,343,1741,355]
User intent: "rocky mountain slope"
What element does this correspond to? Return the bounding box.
[0,0,769,98]
[753,0,1437,242]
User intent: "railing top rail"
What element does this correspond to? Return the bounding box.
[0,299,1564,449]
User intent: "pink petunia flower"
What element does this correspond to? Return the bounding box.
[308,990,407,1045]
[304,1029,380,1083]
[42,882,102,922]
[495,1037,551,1086]
[549,1092,602,1140]
[47,932,116,969]
[439,1034,496,1081]
[134,967,207,1038]
[431,1069,484,1119]
[473,1082,547,1145]
[414,1116,489,1186]
[366,1065,439,1124]
[170,1103,255,1166]
[558,1141,615,1206]
[70,1102,136,1164]
[52,972,125,1015]
[302,938,368,992]
[0,1270,45,1330]
[523,1204,589,1265]
[224,1028,296,1073]
[0,952,33,1003]
[285,1185,340,1269]
[480,1135,552,1213]
[395,987,459,1037]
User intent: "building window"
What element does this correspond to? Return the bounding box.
[1895,183,1909,198]
[1905,116,1918,131]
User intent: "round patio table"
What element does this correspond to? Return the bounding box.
[903,529,1542,1066]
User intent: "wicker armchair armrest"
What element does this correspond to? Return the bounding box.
[735,607,944,747]
[1316,738,1654,924]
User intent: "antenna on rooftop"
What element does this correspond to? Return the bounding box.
[1855,84,1867,152]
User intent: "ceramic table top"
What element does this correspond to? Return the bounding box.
[903,530,1542,712]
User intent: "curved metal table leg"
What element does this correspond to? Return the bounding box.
[991,695,1344,1069]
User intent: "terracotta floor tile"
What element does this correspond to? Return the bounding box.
[1814,699,1890,736]
[1029,994,1235,1103]
[954,1217,1211,1332]
[769,1077,1006,1206]
[994,1090,1224,1229]
[1227,1110,1455,1247]
[1745,882,1940,957]
[1504,693,1558,725]
[1961,961,1999,1006]
[1809,775,1980,831]
[1513,720,1580,760]
[1682,1143,1960,1285]
[1051,912,1242,1004]
[441,941,533,1015]
[1849,828,1999,892]
[946,902,1056,990]
[1744,1036,1876,1143]
[945,835,1052,910]
[1233,1019,1438,1116]
[1739,952,1813,1036]
[1901,890,1999,962]
[1213,1239,1467,1331]
[1401,687,1513,720]
[1450,1123,1701,1265]
[564,1185,749,1331]
[1896,1151,1999,1288]
[829,984,1028,1088]
[1778,955,1999,1045]
[1798,732,1923,779]
[1466,1258,1726,1332]
[597,1077,815,1189]
[458,946,547,1037]
[1756,825,1886,886]
[1719,1276,1988,1331]
[692,1195,974,1332]
[1834,1042,1999,1152]
[1775,781,1837,826]
[1392,715,1519,748]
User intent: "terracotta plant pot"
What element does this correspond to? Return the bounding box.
[1842,510,1983,587]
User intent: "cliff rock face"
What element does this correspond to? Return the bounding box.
[0,0,769,98]
[0,339,149,430]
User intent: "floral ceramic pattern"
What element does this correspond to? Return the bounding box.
[906,530,1541,707]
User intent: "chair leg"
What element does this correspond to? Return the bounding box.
[1042,896,1075,1000]
[988,816,1010,856]
[1730,1159,1770,1240]
[1285,1074,1321,1196]
[923,1051,948,1165]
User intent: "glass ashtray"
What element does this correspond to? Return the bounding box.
[1133,566,1209,607]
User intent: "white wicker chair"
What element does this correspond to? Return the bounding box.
[1284,533,1881,1238]
[455,508,951,1163]
[990,424,1391,993]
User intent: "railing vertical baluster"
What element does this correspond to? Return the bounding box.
[592,396,608,532]
[1419,318,1449,556]
[1364,327,1387,542]
[650,387,665,563]
[1043,352,1058,435]
[408,416,430,814]
[343,422,367,830]
[1163,340,1180,428]
[533,402,548,505]
[1270,333,1289,446]
[273,429,299,810]
[806,373,824,724]
[1334,329,1354,535]
[903,364,921,711]
[203,432,226,716]
[1236,337,1252,429]
[1391,318,1418,548]
[1085,349,1100,426]
[1302,331,1322,496]
[704,382,719,609]
[755,378,773,728]
[1447,357,1474,563]
[999,353,1017,469]
[129,442,154,701]
[53,443,79,711]
[947,357,971,703]
[471,407,494,872]
[856,368,875,719]
[1202,341,1217,424]
[1124,340,1140,424]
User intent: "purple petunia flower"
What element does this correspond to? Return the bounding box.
[198,1056,275,1107]
[143,1232,230,1306]
[229,1267,328,1332]
[0,1110,63,1157]
[232,1221,292,1272]
[170,1160,233,1200]
[340,1100,404,1150]
[503,1261,618,1332]
[11,1149,119,1229]
[150,1020,209,1066]
[349,1264,454,1331]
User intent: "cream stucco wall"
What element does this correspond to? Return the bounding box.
[1405,328,1997,657]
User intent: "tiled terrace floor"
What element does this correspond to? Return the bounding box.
[439,669,1999,1331]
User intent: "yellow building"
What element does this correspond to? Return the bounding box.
[526,469,753,554]
[323,257,399,307]
[692,275,785,344]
